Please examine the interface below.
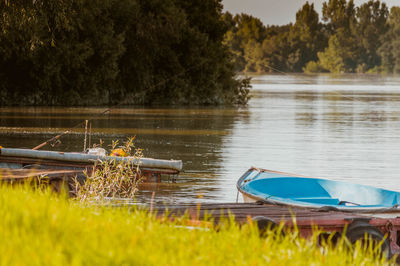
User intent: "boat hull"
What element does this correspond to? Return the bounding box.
[237,167,400,212]
[242,193,257,203]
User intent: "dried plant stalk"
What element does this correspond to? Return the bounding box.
[74,137,143,202]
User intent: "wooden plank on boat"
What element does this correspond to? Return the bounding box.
[0,168,82,181]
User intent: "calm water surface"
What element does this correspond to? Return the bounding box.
[2,74,400,203]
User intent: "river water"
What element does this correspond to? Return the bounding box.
[1,74,400,204]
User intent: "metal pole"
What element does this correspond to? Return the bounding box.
[88,122,92,150]
[83,120,88,152]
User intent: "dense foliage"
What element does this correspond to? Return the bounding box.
[0,0,250,106]
[224,0,400,74]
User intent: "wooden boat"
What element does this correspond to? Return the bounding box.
[0,147,182,184]
[237,167,400,212]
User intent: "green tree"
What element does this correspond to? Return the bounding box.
[317,29,358,73]
[353,0,388,71]
[261,28,292,72]
[170,0,248,104]
[0,0,38,103]
[35,0,125,105]
[378,7,400,73]
[0,0,125,105]
[322,0,356,32]
[318,0,358,73]
[223,13,267,72]
[287,2,327,72]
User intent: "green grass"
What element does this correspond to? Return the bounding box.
[0,186,393,265]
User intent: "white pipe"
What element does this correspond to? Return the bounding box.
[0,148,182,171]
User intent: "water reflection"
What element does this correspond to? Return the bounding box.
[0,106,242,203]
[2,74,400,203]
[220,74,400,203]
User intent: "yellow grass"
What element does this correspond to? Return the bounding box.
[0,186,394,265]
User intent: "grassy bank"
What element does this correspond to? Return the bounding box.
[0,186,392,265]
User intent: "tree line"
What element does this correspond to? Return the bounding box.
[223,0,400,74]
[0,0,250,106]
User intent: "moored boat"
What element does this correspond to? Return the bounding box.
[237,167,400,212]
[0,147,182,172]
[0,147,182,184]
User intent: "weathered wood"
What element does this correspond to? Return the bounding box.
[152,202,364,228]
[0,168,81,195]
[0,168,82,181]
[151,202,400,245]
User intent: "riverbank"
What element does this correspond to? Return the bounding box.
[0,186,391,265]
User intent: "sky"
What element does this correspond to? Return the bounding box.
[222,0,400,26]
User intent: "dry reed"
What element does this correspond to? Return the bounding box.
[74,137,143,202]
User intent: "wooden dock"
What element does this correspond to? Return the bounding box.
[153,202,400,258]
[154,202,369,229]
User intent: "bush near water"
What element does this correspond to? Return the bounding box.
[0,186,393,265]
[0,0,250,106]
